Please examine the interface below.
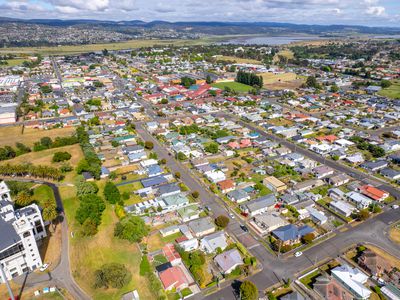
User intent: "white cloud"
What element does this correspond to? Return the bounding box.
[365,5,385,16]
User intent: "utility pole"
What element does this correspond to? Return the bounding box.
[0,263,15,300]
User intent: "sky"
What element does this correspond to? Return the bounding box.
[0,0,399,27]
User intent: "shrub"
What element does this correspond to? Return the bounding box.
[52,151,72,163]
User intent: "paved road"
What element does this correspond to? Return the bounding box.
[217,112,400,200]
[136,119,400,299]
[4,178,90,300]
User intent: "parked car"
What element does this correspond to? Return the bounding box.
[294,251,303,257]
[40,263,50,272]
[229,213,235,219]
[392,205,399,209]
[240,224,249,232]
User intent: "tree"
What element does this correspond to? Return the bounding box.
[176,152,187,161]
[215,215,230,228]
[357,209,370,221]
[114,215,149,243]
[240,280,258,300]
[81,218,99,236]
[94,263,131,289]
[42,206,58,230]
[191,191,199,199]
[75,176,99,196]
[15,191,33,207]
[330,84,339,93]
[144,141,154,150]
[204,142,219,154]
[306,76,319,89]
[160,98,168,104]
[75,194,105,232]
[381,80,392,88]
[302,233,315,244]
[175,172,181,179]
[52,151,72,163]
[206,75,212,84]
[40,137,53,149]
[103,181,121,204]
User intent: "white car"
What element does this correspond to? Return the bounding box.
[392,205,399,209]
[294,251,303,257]
[229,213,235,219]
[40,263,50,272]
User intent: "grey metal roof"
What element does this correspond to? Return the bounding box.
[0,218,20,250]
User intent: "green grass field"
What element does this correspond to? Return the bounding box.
[0,58,25,67]
[60,183,153,300]
[0,35,235,55]
[378,80,400,99]
[211,81,253,93]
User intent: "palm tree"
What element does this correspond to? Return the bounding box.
[42,206,58,231]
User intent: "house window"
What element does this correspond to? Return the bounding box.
[23,231,31,238]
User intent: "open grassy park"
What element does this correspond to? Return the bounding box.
[216,55,261,64]
[0,126,76,147]
[60,182,153,300]
[379,80,400,99]
[211,81,253,93]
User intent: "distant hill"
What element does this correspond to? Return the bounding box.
[1,18,399,35]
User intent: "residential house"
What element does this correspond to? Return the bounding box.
[217,179,236,194]
[330,201,356,217]
[380,168,400,181]
[227,189,250,203]
[160,225,180,237]
[358,249,392,277]
[313,165,334,179]
[214,249,243,274]
[293,179,324,193]
[346,191,372,209]
[361,160,389,172]
[271,224,314,245]
[263,176,287,194]
[188,217,215,238]
[159,194,189,212]
[313,275,354,300]
[200,231,228,253]
[159,266,189,291]
[177,205,200,222]
[240,194,276,217]
[306,206,328,225]
[327,174,351,187]
[331,264,371,300]
[252,213,288,235]
[359,185,389,202]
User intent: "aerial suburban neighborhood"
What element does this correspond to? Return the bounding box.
[0,8,400,300]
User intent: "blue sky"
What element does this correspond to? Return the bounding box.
[0,0,399,26]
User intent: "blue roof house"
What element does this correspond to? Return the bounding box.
[271,224,314,245]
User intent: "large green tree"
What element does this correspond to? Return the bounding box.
[240,280,258,300]
[114,215,149,243]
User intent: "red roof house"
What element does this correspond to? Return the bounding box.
[159,266,189,291]
[360,185,389,202]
